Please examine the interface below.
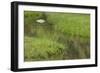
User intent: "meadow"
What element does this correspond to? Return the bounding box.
[24,11,90,61]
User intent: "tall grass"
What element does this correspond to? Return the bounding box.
[24,36,65,61]
[24,11,90,61]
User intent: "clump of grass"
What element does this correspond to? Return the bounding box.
[46,12,90,38]
[24,36,65,61]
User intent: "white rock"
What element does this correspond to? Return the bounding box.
[36,19,45,23]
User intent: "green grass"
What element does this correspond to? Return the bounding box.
[24,36,65,61]
[24,11,90,61]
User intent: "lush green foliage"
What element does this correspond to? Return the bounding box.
[24,36,65,61]
[24,11,90,61]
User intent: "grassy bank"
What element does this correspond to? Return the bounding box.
[24,11,90,61]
